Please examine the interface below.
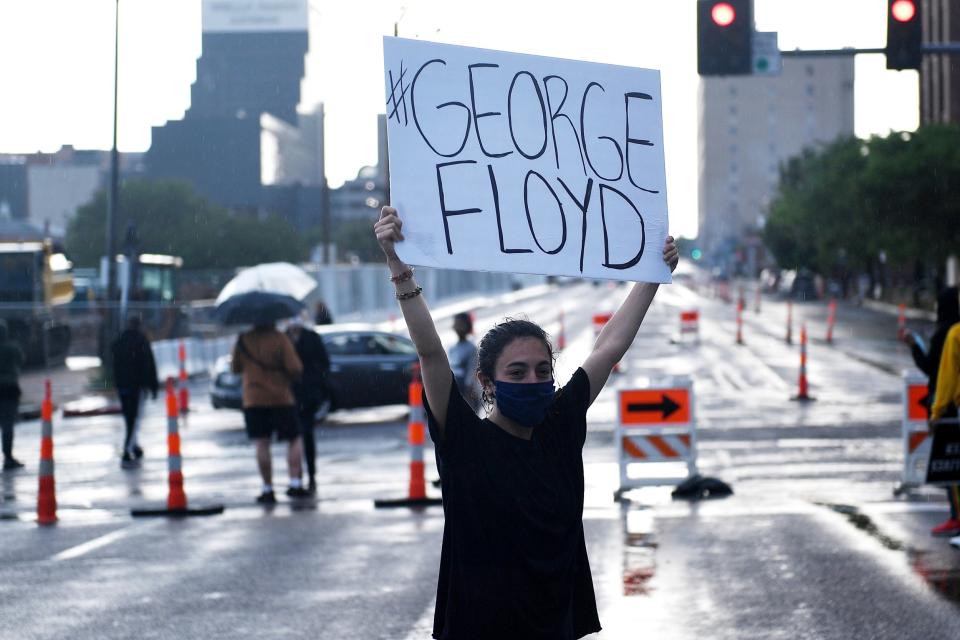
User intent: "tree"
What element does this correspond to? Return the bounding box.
[67,180,308,269]
[764,126,960,294]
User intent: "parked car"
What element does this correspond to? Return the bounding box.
[210,325,419,420]
[777,269,820,301]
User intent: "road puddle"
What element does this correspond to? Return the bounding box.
[622,507,658,596]
[820,502,960,607]
[911,550,960,606]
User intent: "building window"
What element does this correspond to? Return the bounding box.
[806,65,815,77]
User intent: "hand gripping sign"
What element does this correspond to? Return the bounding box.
[383,37,671,284]
[615,378,697,497]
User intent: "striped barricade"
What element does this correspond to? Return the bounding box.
[894,369,932,495]
[679,310,699,342]
[615,378,697,498]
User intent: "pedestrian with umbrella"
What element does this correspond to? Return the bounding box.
[216,263,317,503]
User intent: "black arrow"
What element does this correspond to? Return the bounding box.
[919,392,929,412]
[627,394,682,419]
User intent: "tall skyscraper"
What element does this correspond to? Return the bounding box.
[698,57,855,273]
[189,1,308,125]
[921,0,960,125]
[147,0,324,226]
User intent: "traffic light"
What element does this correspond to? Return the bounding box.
[886,0,922,70]
[697,0,753,76]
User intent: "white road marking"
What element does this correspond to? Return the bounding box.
[52,522,157,561]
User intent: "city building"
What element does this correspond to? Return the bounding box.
[146,0,327,229]
[0,146,142,239]
[328,114,389,223]
[921,0,960,125]
[698,57,855,274]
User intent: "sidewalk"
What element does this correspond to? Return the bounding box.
[17,359,105,420]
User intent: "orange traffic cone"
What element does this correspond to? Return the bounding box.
[825,299,837,344]
[131,377,224,517]
[785,300,794,345]
[165,377,187,510]
[557,309,566,351]
[897,303,907,340]
[37,379,57,526]
[375,363,442,508]
[178,341,190,414]
[736,299,745,345]
[791,324,815,402]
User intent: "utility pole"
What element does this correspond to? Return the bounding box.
[106,0,120,308]
[102,0,120,378]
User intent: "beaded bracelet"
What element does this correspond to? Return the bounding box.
[389,268,414,283]
[396,286,423,301]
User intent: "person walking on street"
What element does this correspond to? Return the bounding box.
[448,312,480,413]
[0,320,25,471]
[314,300,334,326]
[232,321,309,503]
[286,315,330,494]
[931,315,960,548]
[904,286,960,535]
[112,315,159,469]
[374,205,678,639]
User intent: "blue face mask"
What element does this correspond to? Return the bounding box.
[494,379,556,428]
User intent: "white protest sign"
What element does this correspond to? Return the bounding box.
[383,37,671,283]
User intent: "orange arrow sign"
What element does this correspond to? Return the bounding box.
[620,389,691,425]
[907,383,929,422]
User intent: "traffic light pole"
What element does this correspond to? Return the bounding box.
[780,44,960,58]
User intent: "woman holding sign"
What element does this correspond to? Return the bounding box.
[375,205,677,639]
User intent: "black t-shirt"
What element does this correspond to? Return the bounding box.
[424,367,601,640]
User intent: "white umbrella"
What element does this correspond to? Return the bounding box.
[215,262,318,306]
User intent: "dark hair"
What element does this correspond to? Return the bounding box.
[477,318,554,407]
[453,312,473,334]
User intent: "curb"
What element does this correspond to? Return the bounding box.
[61,396,123,418]
[862,298,936,322]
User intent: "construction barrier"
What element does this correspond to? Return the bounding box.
[825,299,837,344]
[375,363,443,508]
[593,313,621,372]
[615,378,697,499]
[791,324,815,402]
[37,380,57,526]
[178,341,190,414]
[679,310,699,342]
[894,370,932,495]
[131,377,224,517]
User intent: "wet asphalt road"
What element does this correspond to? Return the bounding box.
[2,279,959,639]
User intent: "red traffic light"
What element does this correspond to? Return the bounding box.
[891,0,916,22]
[711,2,736,27]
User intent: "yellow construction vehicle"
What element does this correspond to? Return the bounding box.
[0,239,75,365]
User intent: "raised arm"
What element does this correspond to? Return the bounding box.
[581,236,679,405]
[374,206,453,434]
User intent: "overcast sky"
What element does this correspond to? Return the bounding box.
[0,0,919,237]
